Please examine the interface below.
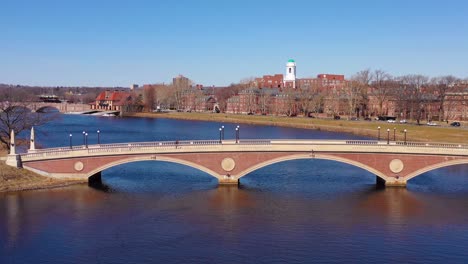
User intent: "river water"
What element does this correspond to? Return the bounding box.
[1,115,468,263]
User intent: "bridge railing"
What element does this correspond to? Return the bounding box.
[395,141,467,149]
[28,139,275,154]
[345,140,379,145]
[22,139,225,156]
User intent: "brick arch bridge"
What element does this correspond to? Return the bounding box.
[6,137,468,187]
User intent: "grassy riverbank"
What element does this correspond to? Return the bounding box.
[130,112,468,144]
[0,162,84,192]
[0,146,84,192]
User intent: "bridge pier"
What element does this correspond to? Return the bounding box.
[218,176,239,186]
[376,176,406,188]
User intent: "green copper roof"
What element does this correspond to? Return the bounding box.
[288,59,295,62]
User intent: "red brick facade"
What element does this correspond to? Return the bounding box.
[92,90,133,111]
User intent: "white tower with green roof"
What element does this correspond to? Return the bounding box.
[284,59,297,88]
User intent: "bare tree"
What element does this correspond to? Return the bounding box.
[0,89,58,151]
[341,80,364,118]
[400,74,429,124]
[354,69,372,87]
[298,83,321,117]
[277,89,297,116]
[430,75,458,121]
[121,93,143,115]
[143,85,156,112]
[242,89,258,114]
[258,89,272,115]
[371,70,393,116]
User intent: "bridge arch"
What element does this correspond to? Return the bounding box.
[35,105,60,113]
[405,159,468,182]
[235,153,392,182]
[85,156,223,180]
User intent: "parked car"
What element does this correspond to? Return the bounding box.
[334,116,341,120]
[364,117,372,121]
[350,117,359,121]
[450,122,461,127]
[399,119,407,124]
[387,119,396,123]
[427,122,438,126]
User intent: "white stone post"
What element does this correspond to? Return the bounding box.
[10,129,16,155]
[29,127,36,152]
[6,129,22,167]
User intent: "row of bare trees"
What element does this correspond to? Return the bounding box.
[331,70,466,123]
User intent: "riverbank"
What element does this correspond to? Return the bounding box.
[0,160,84,193]
[129,112,468,144]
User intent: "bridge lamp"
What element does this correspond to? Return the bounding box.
[387,128,390,145]
[85,133,88,148]
[237,125,240,142]
[377,126,381,141]
[221,125,225,140]
[69,134,72,149]
[97,130,101,144]
[235,127,239,143]
[219,128,222,143]
[82,131,86,145]
[404,129,407,145]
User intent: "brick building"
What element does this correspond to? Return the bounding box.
[92,90,134,111]
[227,59,347,116]
[173,75,190,88]
[255,74,284,88]
[180,86,217,112]
[443,89,467,121]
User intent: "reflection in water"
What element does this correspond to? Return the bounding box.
[1,166,468,263]
[5,195,20,249]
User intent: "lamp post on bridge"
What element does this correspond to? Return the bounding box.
[377,126,381,141]
[219,128,222,143]
[97,130,101,144]
[235,127,239,143]
[221,126,224,140]
[404,129,407,145]
[69,134,72,149]
[387,128,390,145]
[85,133,88,148]
[82,131,86,146]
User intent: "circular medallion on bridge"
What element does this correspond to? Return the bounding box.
[389,159,404,173]
[74,161,84,172]
[221,158,236,172]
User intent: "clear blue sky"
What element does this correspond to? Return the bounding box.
[1,0,467,86]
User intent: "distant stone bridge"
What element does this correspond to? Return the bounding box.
[6,134,468,187]
[28,102,90,113]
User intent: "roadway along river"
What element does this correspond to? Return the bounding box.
[1,114,468,263]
